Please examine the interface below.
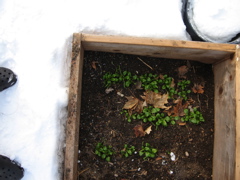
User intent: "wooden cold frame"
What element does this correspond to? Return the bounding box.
[64,33,240,180]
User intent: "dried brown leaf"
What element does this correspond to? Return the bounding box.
[178,122,186,126]
[144,125,152,135]
[133,125,145,137]
[135,80,143,90]
[166,99,189,117]
[192,83,204,94]
[143,91,169,109]
[170,78,175,88]
[153,93,169,109]
[123,96,139,110]
[159,74,164,79]
[155,157,163,161]
[91,61,97,70]
[134,100,144,113]
[177,65,188,78]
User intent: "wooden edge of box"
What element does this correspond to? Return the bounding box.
[235,45,240,180]
[81,33,236,64]
[213,45,240,180]
[64,33,84,180]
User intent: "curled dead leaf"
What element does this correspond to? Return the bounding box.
[123,96,145,113]
[144,125,152,135]
[192,83,204,94]
[178,122,186,126]
[123,96,138,110]
[91,61,98,70]
[155,157,163,161]
[165,99,189,117]
[177,65,188,78]
[133,125,145,137]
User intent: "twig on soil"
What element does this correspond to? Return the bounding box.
[192,66,196,74]
[137,57,153,70]
[197,94,202,111]
[78,168,89,175]
[205,94,209,109]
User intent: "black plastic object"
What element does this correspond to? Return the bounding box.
[0,67,17,92]
[182,0,240,44]
[0,155,24,180]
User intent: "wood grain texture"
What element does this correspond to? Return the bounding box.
[235,45,240,180]
[64,33,84,180]
[81,34,236,64]
[213,48,238,180]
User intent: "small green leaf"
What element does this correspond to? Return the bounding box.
[184,109,189,114]
[101,154,106,159]
[152,148,158,153]
[106,156,110,162]
[175,116,180,120]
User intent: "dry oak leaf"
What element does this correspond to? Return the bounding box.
[177,65,188,78]
[192,83,204,94]
[123,96,139,110]
[143,91,169,109]
[166,99,189,117]
[133,124,145,137]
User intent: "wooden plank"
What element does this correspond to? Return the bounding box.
[64,33,84,180]
[81,33,236,64]
[235,45,240,180]
[213,52,238,179]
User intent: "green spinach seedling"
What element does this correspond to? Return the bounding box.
[139,143,158,160]
[95,142,114,162]
[121,144,136,158]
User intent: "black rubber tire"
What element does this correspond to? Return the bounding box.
[0,155,24,180]
[0,67,17,92]
[182,0,240,44]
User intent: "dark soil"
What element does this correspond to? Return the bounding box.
[78,51,214,180]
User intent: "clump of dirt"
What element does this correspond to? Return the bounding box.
[78,51,214,180]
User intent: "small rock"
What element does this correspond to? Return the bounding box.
[162,160,167,165]
[170,152,176,161]
[117,91,124,97]
[105,87,114,94]
[185,151,189,157]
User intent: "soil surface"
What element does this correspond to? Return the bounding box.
[78,51,214,180]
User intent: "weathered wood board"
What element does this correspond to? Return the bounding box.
[64,33,239,180]
[64,33,84,180]
[81,34,236,64]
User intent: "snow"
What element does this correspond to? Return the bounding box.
[0,0,239,179]
[193,0,240,42]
